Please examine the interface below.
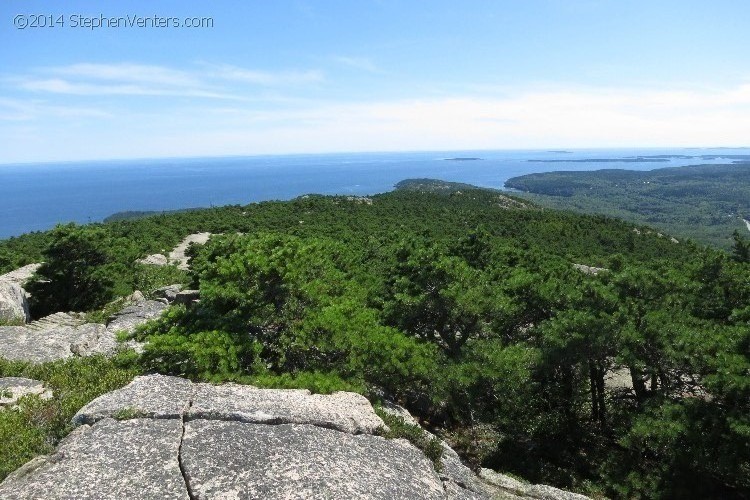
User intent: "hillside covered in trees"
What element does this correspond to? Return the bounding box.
[505,162,750,248]
[1,183,749,498]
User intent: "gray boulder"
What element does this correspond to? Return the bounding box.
[0,282,30,324]
[153,284,184,303]
[0,323,120,364]
[0,325,79,363]
[479,468,592,500]
[173,289,200,306]
[69,323,123,357]
[106,299,168,335]
[0,300,168,364]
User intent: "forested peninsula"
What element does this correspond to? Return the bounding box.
[506,163,750,248]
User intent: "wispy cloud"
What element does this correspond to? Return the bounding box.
[53,63,201,87]
[332,56,381,73]
[206,64,324,85]
[8,62,324,99]
[18,78,236,99]
[0,97,110,122]
[3,72,750,163]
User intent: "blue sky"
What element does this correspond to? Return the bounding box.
[1,0,749,163]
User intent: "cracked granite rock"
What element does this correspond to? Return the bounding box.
[0,418,187,500]
[73,374,193,425]
[189,382,384,434]
[182,420,446,499]
[1,375,591,500]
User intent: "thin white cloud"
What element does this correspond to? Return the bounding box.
[3,80,750,163]
[19,78,236,99]
[52,63,201,87]
[204,64,324,85]
[332,56,381,73]
[9,62,324,100]
[0,97,110,122]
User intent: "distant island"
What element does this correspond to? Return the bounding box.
[547,150,573,153]
[443,157,482,161]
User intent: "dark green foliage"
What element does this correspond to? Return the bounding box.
[27,224,116,316]
[1,184,748,498]
[131,263,189,298]
[732,230,750,263]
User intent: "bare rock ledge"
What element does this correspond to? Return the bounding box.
[0,375,590,500]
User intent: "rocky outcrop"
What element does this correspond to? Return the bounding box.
[572,263,608,276]
[0,322,120,363]
[168,232,211,270]
[479,469,591,500]
[153,284,184,303]
[1,375,448,499]
[25,312,85,331]
[1,418,187,500]
[0,375,589,499]
[139,233,212,271]
[137,253,169,266]
[105,299,168,335]
[173,289,200,306]
[0,263,43,325]
[0,263,42,288]
[0,282,30,324]
[0,377,52,407]
[0,300,167,363]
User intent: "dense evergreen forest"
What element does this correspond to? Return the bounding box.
[505,163,750,248]
[1,182,749,498]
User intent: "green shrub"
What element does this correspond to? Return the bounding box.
[375,406,444,470]
[0,354,141,481]
[131,264,189,298]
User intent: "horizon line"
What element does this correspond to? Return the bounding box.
[2,145,749,167]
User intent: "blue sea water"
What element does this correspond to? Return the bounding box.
[0,148,747,239]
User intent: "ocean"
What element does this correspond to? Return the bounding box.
[1,148,746,239]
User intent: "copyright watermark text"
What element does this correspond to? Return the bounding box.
[13,14,214,30]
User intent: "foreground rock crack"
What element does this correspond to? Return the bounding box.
[178,390,197,500]
[0,375,588,499]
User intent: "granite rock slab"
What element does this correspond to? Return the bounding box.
[182,419,446,500]
[73,374,193,425]
[190,382,385,434]
[0,418,187,500]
